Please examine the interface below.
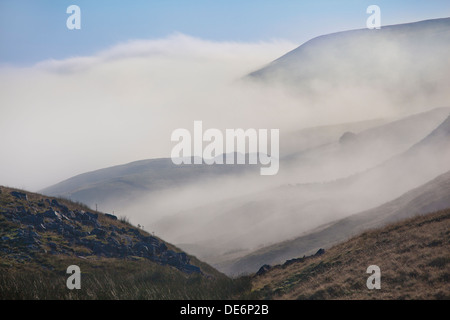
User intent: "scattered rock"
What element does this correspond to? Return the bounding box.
[315,248,325,256]
[256,264,272,276]
[10,191,28,201]
[50,199,69,214]
[42,209,60,219]
[90,228,107,238]
[1,190,202,274]
[105,213,118,220]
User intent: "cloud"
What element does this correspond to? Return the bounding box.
[0,34,297,190]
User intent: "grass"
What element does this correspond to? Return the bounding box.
[0,185,252,300]
[0,255,252,300]
[250,209,450,300]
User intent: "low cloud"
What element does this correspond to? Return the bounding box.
[0,34,297,190]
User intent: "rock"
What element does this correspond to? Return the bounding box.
[84,212,98,220]
[128,228,141,237]
[339,131,358,145]
[133,243,151,257]
[107,237,121,247]
[1,236,10,242]
[15,206,27,215]
[142,236,159,246]
[315,248,325,256]
[10,191,28,201]
[105,213,118,220]
[42,209,61,219]
[19,214,43,226]
[181,264,201,274]
[158,242,167,253]
[256,264,272,276]
[90,228,107,238]
[50,199,69,214]
[81,219,101,228]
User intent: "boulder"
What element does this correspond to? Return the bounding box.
[50,199,69,214]
[181,264,201,274]
[315,248,325,256]
[42,209,60,219]
[90,228,107,238]
[10,191,28,201]
[104,213,118,220]
[256,264,272,276]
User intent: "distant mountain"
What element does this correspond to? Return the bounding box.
[250,208,450,299]
[41,157,259,209]
[282,107,450,183]
[156,113,450,266]
[219,169,450,275]
[248,18,450,114]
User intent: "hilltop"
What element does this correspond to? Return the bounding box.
[250,208,450,300]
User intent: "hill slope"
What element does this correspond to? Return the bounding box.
[251,208,450,300]
[248,18,450,114]
[40,158,258,209]
[0,186,250,299]
[159,114,450,265]
[220,169,450,275]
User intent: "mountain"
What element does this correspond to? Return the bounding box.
[250,208,450,300]
[219,169,450,275]
[41,157,259,209]
[248,18,450,114]
[155,114,450,267]
[281,107,450,183]
[0,186,250,299]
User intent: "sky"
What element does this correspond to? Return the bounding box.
[1,0,450,65]
[0,1,449,191]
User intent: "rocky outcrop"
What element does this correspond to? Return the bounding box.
[0,189,201,274]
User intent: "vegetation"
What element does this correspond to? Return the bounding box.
[0,255,252,300]
[0,186,251,300]
[250,209,450,300]
[1,185,448,300]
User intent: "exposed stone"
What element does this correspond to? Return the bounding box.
[315,248,325,256]
[256,264,272,276]
[10,191,28,201]
[90,228,107,238]
[42,209,60,219]
[50,199,69,214]
[105,213,118,220]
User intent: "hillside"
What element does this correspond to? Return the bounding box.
[248,18,450,114]
[41,158,258,209]
[282,107,450,183]
[0,186,250,299]
[220,169,450,275]
[158,114,450,266]
[250,208,450,300]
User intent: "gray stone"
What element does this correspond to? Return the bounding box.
[10,191,28,201]
[105,213,118,220]
[90,228,107,238]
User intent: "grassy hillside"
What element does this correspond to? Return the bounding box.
[0,186,251,299]
[220,169,450,275]
[250,209,450,300]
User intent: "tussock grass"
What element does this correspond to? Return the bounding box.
[251,209,450,300]
[0,256,252,300]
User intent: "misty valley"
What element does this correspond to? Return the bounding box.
[1,13,449,302]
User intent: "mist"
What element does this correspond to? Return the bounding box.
[2,20,450,271]
[0,34,298,191]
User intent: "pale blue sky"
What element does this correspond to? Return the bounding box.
[0,0,449,65]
